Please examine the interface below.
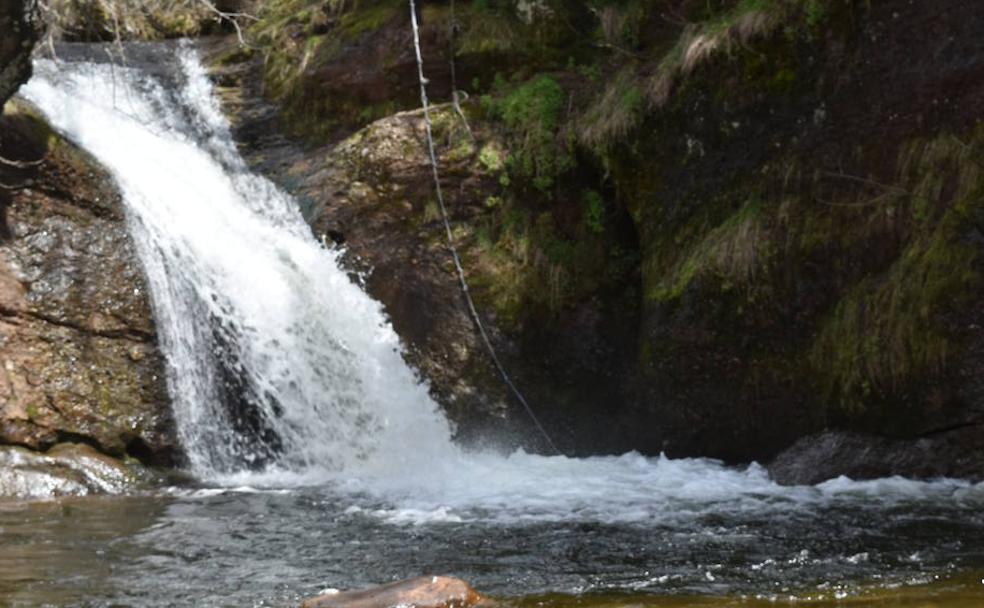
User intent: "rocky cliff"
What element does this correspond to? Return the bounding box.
[204,0,984,479]
[0,99,175,486]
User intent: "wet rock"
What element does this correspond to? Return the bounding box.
[0,100,175,465]
[768,427,984,486]
[302,577,485,608]
[0,0,39,108]
[0,442,148,499]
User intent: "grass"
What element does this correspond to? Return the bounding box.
[646,198,771,303]
[810,132,984,410]
[484,74,573,193]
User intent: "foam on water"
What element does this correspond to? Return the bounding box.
[20,46,984,526]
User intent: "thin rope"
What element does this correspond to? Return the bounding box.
[448,0,473,138]
[408,0,561,456]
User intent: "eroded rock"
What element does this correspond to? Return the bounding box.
[302,577,485,608]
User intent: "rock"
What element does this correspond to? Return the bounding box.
[0,100,175,465]
[768,427,984,486]
[207,0,984,472]
[0,0,39,108]
[0,442,148,499]
[301,577,485,608]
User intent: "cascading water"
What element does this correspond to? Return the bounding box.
[18,45,984,527]
[22,46,458,479]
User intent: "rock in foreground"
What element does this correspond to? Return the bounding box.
[302,577,485,608]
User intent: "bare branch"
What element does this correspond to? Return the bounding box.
[195,0,258,49]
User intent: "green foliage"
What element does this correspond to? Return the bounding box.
[583,190,605,234]
[487,75,573,192]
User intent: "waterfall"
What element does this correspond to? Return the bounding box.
[21,45,458,480]
[20,45,984,526]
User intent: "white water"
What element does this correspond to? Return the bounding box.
[20,48,984,525]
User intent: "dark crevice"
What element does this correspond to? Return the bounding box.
[49,431,109,456]
[917,418,984,439]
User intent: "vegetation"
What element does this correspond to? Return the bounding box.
[811,133,984,411]
[34,0,970,435]
[36,0,227,41]
[482,74,572,193]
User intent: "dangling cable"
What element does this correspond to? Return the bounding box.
[448,0,473,138]
[408,0,561,456]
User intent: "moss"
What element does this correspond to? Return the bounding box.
[337,1,400,39]
[583,190,606,234]
[810,132,984,411]
[487,74,572,193]
[646,198,771,303]
[813,220,978,411]
[478,142,506,173]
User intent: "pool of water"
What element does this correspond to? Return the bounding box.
[3,475,984,607]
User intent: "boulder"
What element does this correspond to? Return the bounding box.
[768,427,984,486]
[0,100,175,465]
[302,577,486,608]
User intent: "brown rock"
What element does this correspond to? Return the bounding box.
[302,577,485,608]
[0,101,175,465]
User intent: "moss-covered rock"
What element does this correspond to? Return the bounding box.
[39,0,230,41]
[211,0,984,472]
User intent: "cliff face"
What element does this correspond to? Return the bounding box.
[212,0,984,478]
[0,101,175,467]
[0,0,38,107]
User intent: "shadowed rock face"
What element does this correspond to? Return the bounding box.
[0,0,38,108]
[209,0,984,480]
[0,101,175,466]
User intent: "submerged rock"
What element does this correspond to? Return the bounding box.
[0,100,175,465]
[302,577,485,608]
[0,442,148,499]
